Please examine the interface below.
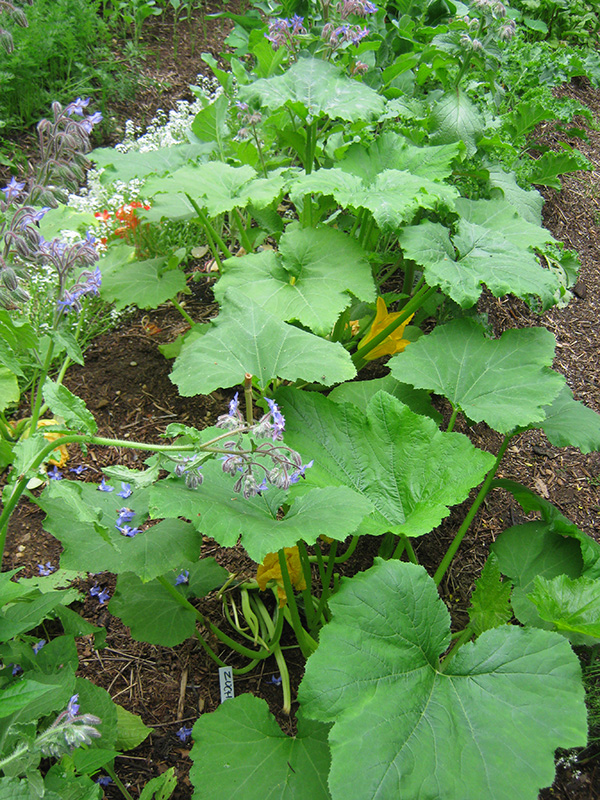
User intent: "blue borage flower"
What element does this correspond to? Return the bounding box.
[115,507,135,527]
[338,0,378,17]
[41,694,102,758]
[322,21,370,48]
[38,562,55,576]
[176,725,193,742]
[265,14,306,49]
[98,477,114,492]
[116,524,140,537]
[175,570,190,585]
[175,394,314,499]
[32,639,46,654]
[90,586,110,604]
[69,464,88,475]
[65,97,91,117]
[95,776,112,787]
[1,177,25,203]
[57,265,102,314]
[47,466,63,480]
[117,482,133,499]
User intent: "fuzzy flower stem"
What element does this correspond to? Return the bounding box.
[37,303,87,421]
[352,284,436,366]
[0,429,248,562]
[28,339,55,438]
[250,126,268,178]
[433,433,513,586]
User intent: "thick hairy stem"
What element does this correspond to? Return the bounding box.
[433,433,513,586]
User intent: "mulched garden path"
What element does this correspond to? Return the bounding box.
[2,8,600,798]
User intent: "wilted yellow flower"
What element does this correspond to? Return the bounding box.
[37,419,69,467]
[358,297,414,360]
[256,546,306,607]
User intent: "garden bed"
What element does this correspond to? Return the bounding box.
[2,4,600,799]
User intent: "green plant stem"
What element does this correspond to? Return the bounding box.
[391,537,405,560]
[352,284,437,367]
[313,539,328,587]
[439,626,473,672]
[28,339,55,436]
[359,216,374,249]
[0,742,28,771]
[251,125,268,177]
[433,433,513,586]
[103,763,135,800]
[186,194,232,259]
[304,122,313,174]
[307,534,359,564]
[334,533,359,563]
[252,595,292,714]
[0,426,251,554]
[401,260,415,295]
[199,218,224,271]
[171,296,195,326]
[391,534,417,563]
[377,256,404,288]
[244,372,254,424]
[313,539,338,624]
[349,207,365,239]
[296,540,316,631]
[234,208,253,253]
[155,575,271,662]
[277,549,318,658]
[446,406,459,433]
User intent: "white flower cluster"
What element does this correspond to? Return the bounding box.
[67,73,222,217]
[116,73,222,154]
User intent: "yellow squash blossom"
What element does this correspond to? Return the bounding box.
[256,546,306,607]
[358,297,414,360]
[37,419,69,467]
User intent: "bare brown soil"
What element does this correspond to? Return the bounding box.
[2,9,600,799]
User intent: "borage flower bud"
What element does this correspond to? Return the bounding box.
[12,286,30,303]
[242,473,260,498]
[185,468,204,490]
[222,454,244,475]
[0,29,14,54]
[268,467,290,490]
[1,268,19,291]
